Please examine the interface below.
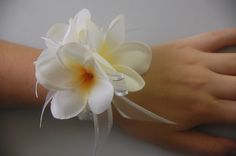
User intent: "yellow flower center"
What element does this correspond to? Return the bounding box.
[77,67,96,91]
[68,60,97,92]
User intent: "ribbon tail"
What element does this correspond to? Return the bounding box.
[35,81,39,98]
[92,105,113,156]
[40,91,55,128]
[113,96,176,124]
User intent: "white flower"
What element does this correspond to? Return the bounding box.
[37,8,92,74]
[86,15,152,92]
[35,8,152,120]
[43,9,152,93]
[35,43,114,119]
[45,8,91,45]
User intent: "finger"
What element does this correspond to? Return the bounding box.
[208,73,236,100]
[210,99,236,124]
[169,130,236,156]
[180,28,236,52]
[201,52,236,75]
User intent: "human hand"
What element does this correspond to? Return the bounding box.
[114,28,236,156]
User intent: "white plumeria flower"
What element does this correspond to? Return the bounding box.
[35,43,114,119]
[86,15,152,92]
[45,8,91,45]
[37,9,92,74]
[41,9,152,94]
[36,8,152,120]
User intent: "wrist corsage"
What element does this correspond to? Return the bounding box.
[35,8,174,156]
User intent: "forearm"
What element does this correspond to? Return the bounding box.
[0,40,47,108]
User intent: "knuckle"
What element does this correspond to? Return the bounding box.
[180,47,201,65]
[206,29,236,46]
[171,40,187,49]
[188,101,210,117]
[187,97,217,123]
[183,55,199,66]
[182,73,208,90]
[206,29,236,42]
[207,29,227,39]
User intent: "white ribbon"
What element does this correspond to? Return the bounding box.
[91,96,176,156]
[113,96,176,124]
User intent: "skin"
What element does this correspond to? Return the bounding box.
[117,28,236,156]
[0,40,46,107]
[1,28,236,155]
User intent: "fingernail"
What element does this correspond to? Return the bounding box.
[228,150,236,156]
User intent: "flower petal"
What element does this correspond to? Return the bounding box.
[63,9,91,44]
[92,52,115,73]
[51,90,87,119]
[46,23,69,43]
[35,48,56,66]
[35,56,74,90]
[63,18,77,44]
[87,20,103,50]
[88,80,114,114]
[105,15,125,50]
[74,8,91,31]
[92,53,127,95]
[42,37,61,49]
[111,42,152,74]
[114,64,145,92]
[57,42,92,68]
